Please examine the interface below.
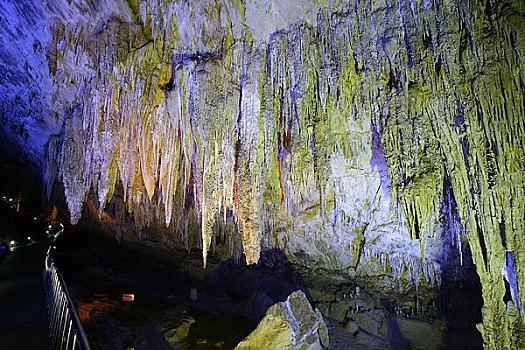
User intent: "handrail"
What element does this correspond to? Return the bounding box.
[44,229,91,350]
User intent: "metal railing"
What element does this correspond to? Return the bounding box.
[44,229,91,350]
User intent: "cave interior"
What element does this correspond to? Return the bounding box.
[0,0,524,349]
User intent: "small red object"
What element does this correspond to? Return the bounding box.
[122,294,134,301]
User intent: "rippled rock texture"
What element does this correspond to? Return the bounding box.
[1,0,524,348]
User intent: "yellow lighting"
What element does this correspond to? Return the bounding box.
[122,294,134,301]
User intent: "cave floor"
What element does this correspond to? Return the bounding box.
[53,233,257,349]
[0,225,483,350]
[52,230,389,350]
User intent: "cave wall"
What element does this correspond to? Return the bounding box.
[0,0,524,348]
[0,0,53,175]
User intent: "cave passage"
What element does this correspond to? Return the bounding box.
[1,0,524,348]
[51,230,305,349]
[47,227,483,350]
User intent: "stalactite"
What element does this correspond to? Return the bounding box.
[41,1,525,347]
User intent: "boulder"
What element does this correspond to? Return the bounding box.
[349,307,445,349]
[235,290,329,349]
[353,308,388,337]
[160,312,195,348]
[395,317,445,350]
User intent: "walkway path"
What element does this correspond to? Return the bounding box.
[0,239,50,349]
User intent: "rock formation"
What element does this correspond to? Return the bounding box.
[235,290,329,349]
[0,0,524,347]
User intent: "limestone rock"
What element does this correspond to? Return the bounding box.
[189,288,198,301]
[342,317,359,334]
[161,314,195,348]
[235,290,328,350]
[395,317,445,350]
[353,308,388,338]
[348,307,445,349]
[1,0,525,347]
[235,292,276,320]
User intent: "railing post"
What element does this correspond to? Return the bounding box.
[65,318,73,349]
[44,230,91,350]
